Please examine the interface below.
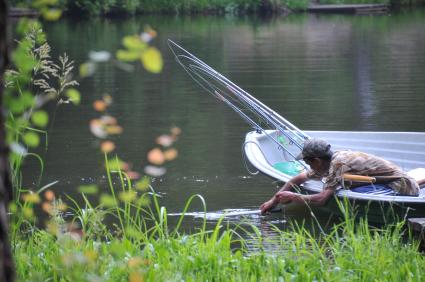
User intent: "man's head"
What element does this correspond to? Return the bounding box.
[295,138,333,162]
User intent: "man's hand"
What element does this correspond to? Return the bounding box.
[260,191,297,214]
[275,191,297,204]
[260,198,276,215]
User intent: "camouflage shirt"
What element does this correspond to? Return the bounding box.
[306,150,420,196]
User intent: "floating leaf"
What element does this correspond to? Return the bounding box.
[90,119,107,139]
[65,88,81,105]
[103,94,113,105]
[135,176,151,191]
[44,190,55,201]
[88,51,111,63]
[100,115,117,125]
[93,100,107,112]
[78,185,98,195]
[170,126,182,136]
[22,192,41,204]
[31,110,49,128]
[147,148,165,165]
[22,131,40,148]
[105,125,123,135]
[122,35,147,51]
[118,191,137,203]
[116,49,141,62]
[99,193,117,207]
[140,47,163,73]
[156,134,173,147]
[164,148,178,161]
[79,62,96,77]
[100,141,115,153]
[41,8,62,21]
[144,165,166,177]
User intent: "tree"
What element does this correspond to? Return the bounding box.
[0,0,15,281]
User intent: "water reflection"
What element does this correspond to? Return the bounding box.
[24,9,425,232]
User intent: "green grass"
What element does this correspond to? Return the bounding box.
[12,186,425,281]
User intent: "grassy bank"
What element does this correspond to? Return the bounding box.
[13,198,425,281]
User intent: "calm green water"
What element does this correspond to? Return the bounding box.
[24,10,425,227]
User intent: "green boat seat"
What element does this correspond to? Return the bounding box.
[272,161,304,176]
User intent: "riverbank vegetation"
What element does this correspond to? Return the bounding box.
[5,6,425,282]
[9,0,425,16]
[12,191,425,281]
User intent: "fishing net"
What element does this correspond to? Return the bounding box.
[168,39,309,164]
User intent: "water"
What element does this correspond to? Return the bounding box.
[23,9,425,230]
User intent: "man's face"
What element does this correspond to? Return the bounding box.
[304,157,327,174]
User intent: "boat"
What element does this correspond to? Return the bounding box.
[244,130,425,220]
[169,40,425,220]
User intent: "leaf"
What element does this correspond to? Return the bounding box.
[21,91,35,107]
[8,97,26,114]
[33,0,58,8]
[41,8,62,21]
[65,88,81,105]
[122,35,147,51]
[140,47,163,73]
[31,110,49,128]
[118,191,137,203]
[78,185,98,194]
[135,176,151,191]
[22,131,40,148]
[147,148,165,165]
[164,148,178,161]
[88,51,111,63]
[93,100,106,112]
[116,50,140,62]
[79,62,96,78]
[100,141,115,153]
[22,192,41,204]
[12,41,37,74]
[99,193,117,207]
[144,165,166,177]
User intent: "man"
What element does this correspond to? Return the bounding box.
[260,138,420,214]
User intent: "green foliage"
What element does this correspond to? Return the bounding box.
[11,0,286,15]
[280,0,309,10]
[12,193,425,281]
[4,20,78,190]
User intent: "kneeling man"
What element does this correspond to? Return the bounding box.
[260,138,420,214]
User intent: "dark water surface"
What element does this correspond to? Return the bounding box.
[24,10,425,229]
